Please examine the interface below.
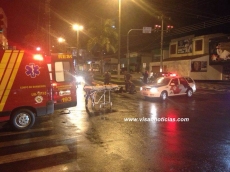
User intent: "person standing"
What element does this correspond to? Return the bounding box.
[103,71,111,85]
[143,70,149,84]
[124,71,132,92]
[83,71,97,106]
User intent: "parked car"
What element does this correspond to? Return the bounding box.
[140,76,196,100]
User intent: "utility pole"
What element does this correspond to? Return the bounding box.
[160,16,164,72]
[117,0,121,80]
[45,0,51,55]
[155,15,173,72]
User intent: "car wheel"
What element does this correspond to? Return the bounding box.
[187,89,193,97]
[160,91,167,101]
[11,109,35,131]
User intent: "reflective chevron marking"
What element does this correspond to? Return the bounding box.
[0,50,24,111]
[0,145,70,164]
[0,50,13,99]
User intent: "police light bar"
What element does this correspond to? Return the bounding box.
[170,73,177,77]
[33,54,44,61]
[36,47,41,51]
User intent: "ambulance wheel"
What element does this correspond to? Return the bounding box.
[160,91,167,101]
[11,109,35,131]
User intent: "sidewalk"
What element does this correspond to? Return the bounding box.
[195,81,230,92]
[95,73,230,92]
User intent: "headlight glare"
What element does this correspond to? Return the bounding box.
[150,87,157,93]
[75,76,84,83]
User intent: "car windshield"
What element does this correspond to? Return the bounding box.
[152,77,171,85]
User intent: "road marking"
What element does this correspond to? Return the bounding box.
[29,162,81,172]
[0,134,78,148]
[0,127,54,136]
[0,145,69,164]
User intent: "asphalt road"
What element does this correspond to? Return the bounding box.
[0,84,230,171]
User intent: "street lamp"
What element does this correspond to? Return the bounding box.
[57,37,65,43]
[117,0,121,80]
[72,24,83,67]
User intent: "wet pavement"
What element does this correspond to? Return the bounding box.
[1,78,230,171]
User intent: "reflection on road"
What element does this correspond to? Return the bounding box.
[67,84,89,133]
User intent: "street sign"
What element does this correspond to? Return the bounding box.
[143,27,152,33]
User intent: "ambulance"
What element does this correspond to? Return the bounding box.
[0,50,77,131]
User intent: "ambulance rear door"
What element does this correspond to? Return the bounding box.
[50,53,77,110]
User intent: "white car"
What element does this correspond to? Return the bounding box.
[140,76,196,100]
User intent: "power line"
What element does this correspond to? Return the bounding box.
[168,15,230,36]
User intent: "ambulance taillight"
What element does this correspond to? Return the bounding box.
[51,83,58,103]
[33,54,44,61]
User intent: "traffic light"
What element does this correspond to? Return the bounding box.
[166,25,174,32]
[154,25,161,32]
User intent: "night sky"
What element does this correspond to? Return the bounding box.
[0,0,230,51]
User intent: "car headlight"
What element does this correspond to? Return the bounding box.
[75,76,84,83]
[150,87,158,93]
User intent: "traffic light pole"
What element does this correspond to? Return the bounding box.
[127,29,142,73]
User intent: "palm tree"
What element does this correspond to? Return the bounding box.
[87,19,118,73]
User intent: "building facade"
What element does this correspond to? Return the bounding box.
[0,8,8,49]
[149,33,230,80]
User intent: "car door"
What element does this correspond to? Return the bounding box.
[169,78,181,95]
[178,77,190,94]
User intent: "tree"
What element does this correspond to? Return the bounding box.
[87,19,118,73]
[23,29,65,53]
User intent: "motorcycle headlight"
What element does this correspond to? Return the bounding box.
[150,87,158,93]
